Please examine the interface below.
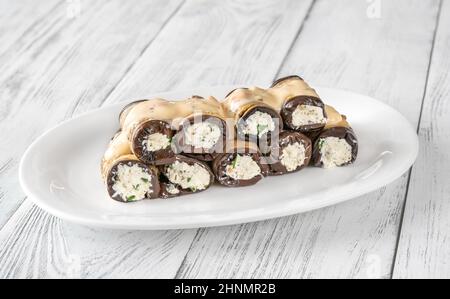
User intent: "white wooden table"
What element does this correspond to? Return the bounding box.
[0,0,448,279]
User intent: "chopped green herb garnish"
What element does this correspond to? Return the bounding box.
[231,155,239,168]
[141,178,149,183]
[190,187,197,192]
[126,195,136,202]
[133,184,140,190]
[318,139,325,150]
[187,177,192,182]
[257,124,268,134]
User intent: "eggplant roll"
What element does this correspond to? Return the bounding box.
[106,155,160,202]
[172,96,229,161]
[102,133,160,202]
[212,140,269,187]
[269,76,328,134]
[267,131,312,176]
[223,88,283,143]
[119,99,177,165]
[159,155,214,198]
[312,126,358,168]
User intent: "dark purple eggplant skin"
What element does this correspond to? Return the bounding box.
[270,75,303,88]
[183,152,219,162]
[281,96,327,133]
[158,155,214,198]
[312,127,358,168]
[119,100,148,124]
[212,150,269,188]
[267,131,312,176]
[173,114,227,159]
[106,160,160,203]
[225,87,249,98]
[131,120,176,165]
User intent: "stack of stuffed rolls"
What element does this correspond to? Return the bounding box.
[102,76,358,202]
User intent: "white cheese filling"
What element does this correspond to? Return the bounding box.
[145,133,171,152]
[225,155,261,180]
[112,164,153,202]
[185,122,221,149]
[242,111,275,137]
[166,161,211,191]
[319,137,352,169]
[292,105,326,127]
[165,183,180,195]
[280,142,306,172]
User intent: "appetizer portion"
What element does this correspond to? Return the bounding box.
[120,99,176,165]
[172,96,229,161]
[267,131,312,176]
[269,75,327,134]
[159,155,214,198]
[101,74,359,202]
[102,133,160,202]
[222,88,283,146]
[312,126,358,168]
[212,140,269,187]
[106,156,160,202]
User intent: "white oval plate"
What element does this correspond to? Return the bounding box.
[19,86,418,230]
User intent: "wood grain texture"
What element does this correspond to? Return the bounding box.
[175,0,441,279]
[0,0,314,278]
[393,0,450,279]
[0,0,62,60]
[0,200,196,278]
[0,0,184,228]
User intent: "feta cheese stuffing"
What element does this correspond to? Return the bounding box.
[112,163,153,202]
[144,133,171,152]
[225,155,261,180]
[165,183,180,195]
[242,111,276,137]
[292,105,326,127]
[280,142,306,172]
[185,122,221,149]
[319,137,352,168]
[166,161,211,191]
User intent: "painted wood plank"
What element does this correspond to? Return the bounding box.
[0,0,314,278]
[0,0,62,59]
[176,0,440,279]
[0,0,184,227]
[393,0,450,279]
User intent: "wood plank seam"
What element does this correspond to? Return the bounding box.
[0,1,64,58]
[273,0,316,79]
[0,197,27,234]
[88,0,188,113]
[389,0,444,279]
[174,228,202,278]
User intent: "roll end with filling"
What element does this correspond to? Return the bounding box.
[159,155,214,198]
[237,104,282,140]
[106,156,160,203]
[119,100,148,128]
[312,127,358,168]
[281,96,327,133]
[267,131,312,176]
[213,141,269,187]
[131,119,175,165]
[173,114,227,161]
